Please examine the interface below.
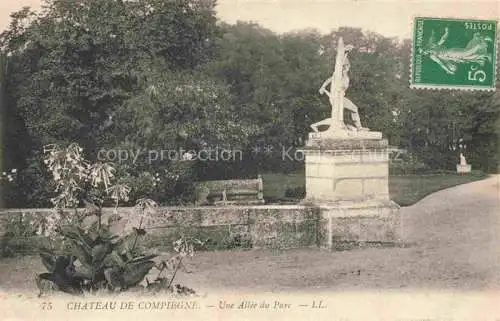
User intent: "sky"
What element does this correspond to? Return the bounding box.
[0,0,498,39]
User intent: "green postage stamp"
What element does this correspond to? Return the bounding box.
[411,17,497,90]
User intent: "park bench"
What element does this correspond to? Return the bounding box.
[196,175,264,205]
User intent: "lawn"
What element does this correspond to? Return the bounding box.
[388,171,488,206]
[261,170,488,206]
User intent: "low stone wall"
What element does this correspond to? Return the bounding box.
[0,202,400,253]
[0,206,322,252]
[317,200,401,250]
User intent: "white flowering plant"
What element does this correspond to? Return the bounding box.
[143,235,206,295]
[42,143,120,213]
[37,143,153,295]
[36,143,202,297]
[0,168,18,183]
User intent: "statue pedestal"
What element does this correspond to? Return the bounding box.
[298,135,401,249]
[456,164,471,174]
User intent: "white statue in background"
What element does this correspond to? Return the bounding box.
[460,153,467,166]
[456,152,471,174]
[310,37,368,134]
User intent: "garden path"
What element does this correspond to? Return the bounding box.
[175,174,500,292]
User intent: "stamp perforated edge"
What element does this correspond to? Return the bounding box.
[409,16,499,91]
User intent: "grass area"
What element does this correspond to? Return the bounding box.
[389,171,488,206]
[262,170,488,206]
[262,170,306,201]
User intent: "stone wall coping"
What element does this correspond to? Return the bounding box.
[0,204,317,215]
[305,200,400,209]
[0,201,401,214]
[0,208,56,212]
[299,149,389,153]
[300,138,388,150]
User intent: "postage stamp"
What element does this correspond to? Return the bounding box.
[2,1,500,321]
[411,17,497,90]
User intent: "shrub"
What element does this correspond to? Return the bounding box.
[35,143,202,296]
[115,162,198,206]
[284,186,306,199]
[0,213,42,257]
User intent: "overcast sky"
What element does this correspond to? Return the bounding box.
[1,0,498,39]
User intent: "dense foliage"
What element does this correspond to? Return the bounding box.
[0,0,498,207]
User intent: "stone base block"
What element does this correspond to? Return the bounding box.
[299,138,390,203]
[456,164,471,174]
[317,200,400,250]
[308,130,382,141]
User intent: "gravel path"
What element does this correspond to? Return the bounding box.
[1,175,498,293]
[177,174,500,292]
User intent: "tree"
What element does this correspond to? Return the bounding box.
[0,0,224,206]
[397,39,499,172]
[208,23,328,147]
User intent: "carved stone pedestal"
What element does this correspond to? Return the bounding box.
[299,135,401,249]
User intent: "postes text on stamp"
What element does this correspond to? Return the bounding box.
[411,17,497,90]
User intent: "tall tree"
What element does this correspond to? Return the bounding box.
[0,0,224,206]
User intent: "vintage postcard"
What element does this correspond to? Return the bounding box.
[0,0,499,321]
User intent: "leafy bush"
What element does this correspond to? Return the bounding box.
[0,213,42,257]
[35,143,202,296]
[0,170,43,257]
[0,167,20,208]
[38,223,155,294]
[222,232,252,250]
[37,223,204,295]
[9,155,55,208]
[284,186,306,199]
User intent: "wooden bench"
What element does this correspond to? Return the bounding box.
[196,175,264,205]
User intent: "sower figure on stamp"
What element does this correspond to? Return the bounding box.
[421,27,493,75]
[311,37,368,133]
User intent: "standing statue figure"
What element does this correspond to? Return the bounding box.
[310,37,368,133]
[460,153,467,166]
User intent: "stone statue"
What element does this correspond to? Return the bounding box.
[310,37,372,137]
[460,153,467,166]
[457,152,471,174]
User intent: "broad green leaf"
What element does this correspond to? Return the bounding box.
[74,263,93,280]
[75,227,93,246]
[105,250,126,268]
[122,261,155,288]
[71,242,92,265]
[39,252,56,273]
[104,267,123,289]
[125,254,157,264]
[91,243,113,264]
